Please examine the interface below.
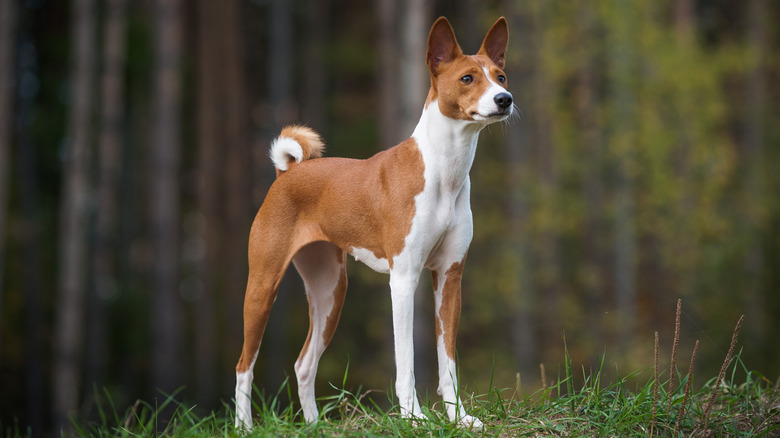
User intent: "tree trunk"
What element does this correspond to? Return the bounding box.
[398,0,429,136]
[150,0,183,397]
[575,0,605,354]
[16,31,44,435]
[263,0,294,392]
[302,0,329,132]
[53,0,96,429]
[376,0,399,146]
[19,126,45,436]
[742,0,767,349]
[268,0,294,128]
[0,0,17,316]
[663,0,696,327]
[529,2,560,356]
[86,0,128,395]
[193,0,221,407]
[455,0,479,52]
[673,0,695,43]
[609,0,637,348]
[222,0,251,400]
[504,0,538,382]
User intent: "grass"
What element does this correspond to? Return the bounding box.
[16,302,780,437]
[60,353,778,437]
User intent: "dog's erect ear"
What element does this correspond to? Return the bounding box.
[478,17,508,69]
[427,17,462,75]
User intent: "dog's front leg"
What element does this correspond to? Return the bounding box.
[389,269,426,420]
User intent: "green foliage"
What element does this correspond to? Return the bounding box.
[465,0,779,384]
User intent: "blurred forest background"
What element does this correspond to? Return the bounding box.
[1,0,779,434]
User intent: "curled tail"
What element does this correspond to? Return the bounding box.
[270,125,325,175]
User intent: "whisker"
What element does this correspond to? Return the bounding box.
[500,104,523,128]
[512,103,524,120]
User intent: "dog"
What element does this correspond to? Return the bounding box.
[235,16,512,429]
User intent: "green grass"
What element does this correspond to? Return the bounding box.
[14,308,775,437]
[56,347,778,437]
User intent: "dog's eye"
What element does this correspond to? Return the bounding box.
[497,75,506,84]
[460,75,473,84]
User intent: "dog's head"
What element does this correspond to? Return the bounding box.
[425,17,512,123]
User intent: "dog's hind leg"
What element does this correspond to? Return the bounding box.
[292,241,347,423]
[235,224,297,429]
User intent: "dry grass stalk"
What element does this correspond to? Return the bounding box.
[540,363,547,389]
[674,339,699,436]
[123,399,142,429]
[651,331,659,436]
[667,299,682,412]
[700,314,744,434]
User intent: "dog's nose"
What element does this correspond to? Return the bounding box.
[494,92,513,110]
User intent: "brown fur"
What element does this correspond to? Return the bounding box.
[279,125,324,161]
[439,256,466,360]
[236,138,425,373]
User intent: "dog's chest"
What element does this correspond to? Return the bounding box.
[404,177,471,263]
[348,179,469,274]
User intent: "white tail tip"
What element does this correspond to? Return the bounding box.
[269,125,325,172]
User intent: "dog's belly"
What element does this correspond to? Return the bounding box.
[349,247,391,274]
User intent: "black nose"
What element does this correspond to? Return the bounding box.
[494,92,513,109]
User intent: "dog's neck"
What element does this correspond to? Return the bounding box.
[411,97,485,195]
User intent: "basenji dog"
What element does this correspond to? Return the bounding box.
[235,16,512,429]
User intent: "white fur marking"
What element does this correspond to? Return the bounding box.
[350,247,390,274]
[235,350,259,429]
[292,244,343,423]
[270,137,304,171]
[473,67,511,121]
[389,270,426,419]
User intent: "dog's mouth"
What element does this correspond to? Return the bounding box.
[471,108,512,120]
[488,109,512,117]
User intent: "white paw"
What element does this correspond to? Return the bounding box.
[300,399,319,424]
[234,400,253,431]
[234,415,252,431]
[459,415,484,430]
